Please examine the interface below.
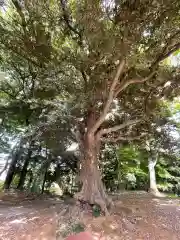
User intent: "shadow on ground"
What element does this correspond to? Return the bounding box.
[0,191,180,240]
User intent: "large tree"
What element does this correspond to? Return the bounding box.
[0,0,180,213]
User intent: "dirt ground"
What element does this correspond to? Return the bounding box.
[0,191,61,240]
[0,191,180,240]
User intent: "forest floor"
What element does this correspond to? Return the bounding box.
[0,191,180,240]
[0,191,60,240]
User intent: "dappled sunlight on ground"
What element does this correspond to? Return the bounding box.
[0,192,60,240]
[57,192,180,240]
[0,191,180,239]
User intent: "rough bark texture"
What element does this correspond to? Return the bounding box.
[75,132,111,215]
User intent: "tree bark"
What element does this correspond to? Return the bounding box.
[75,133,111,215]
[148,153,159,195]
[27,170,33,190]
[17,149,32,190]
[41,162,49,194]
[3,143,24,189]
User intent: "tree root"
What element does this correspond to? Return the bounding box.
[148,188,166,198]
[75,191,112,216]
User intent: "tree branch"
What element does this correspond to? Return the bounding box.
[12,0,27,34]
[99,119,142,136]
[158,42,180,62]
[80,69,88,92]
[101,133,147,143]
[60,0,82,45]
[152,30,180,67]
[114,71,156,97]
[90,60,125,134]
[1,42,42,68]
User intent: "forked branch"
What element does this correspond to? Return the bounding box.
[90,60,125,134]
[114,71,156,97]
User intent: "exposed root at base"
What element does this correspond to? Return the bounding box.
[148,188,166,198]
[75,191,112,216]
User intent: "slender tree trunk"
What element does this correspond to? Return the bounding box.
[17,153,31,190]
[148,153,159,195]
[17,141,34,190]
[27,171,33,190]
[41,148,50,194]
[3,143,23,189]
[76,133,111,214]
[41,163,48,194]
[4,157,17,189]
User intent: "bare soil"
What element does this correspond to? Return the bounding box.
[0,191,61,240]
[0,191,180,240]
[57,191,180,240]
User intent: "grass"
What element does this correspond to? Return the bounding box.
[167,193,180,199]
[92,204,101,217]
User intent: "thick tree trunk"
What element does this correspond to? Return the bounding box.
[75,133,111,215]
[148,154,159,195]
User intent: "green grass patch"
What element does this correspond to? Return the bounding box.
[92,204,101,217]
[167,193,179,199]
